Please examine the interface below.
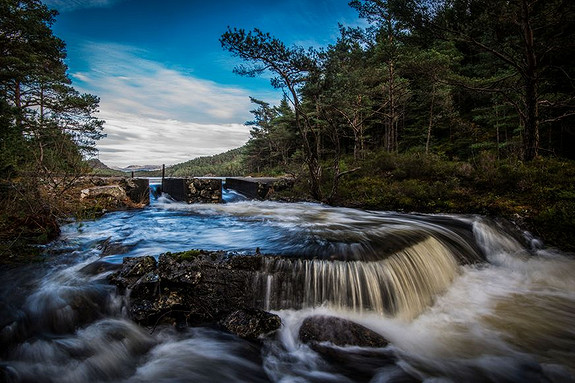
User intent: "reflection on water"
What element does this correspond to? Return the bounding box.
[0,190,574,382]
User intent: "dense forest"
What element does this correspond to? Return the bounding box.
[220,0,575,248]
[0,0,104,257]
[219,0,575,200]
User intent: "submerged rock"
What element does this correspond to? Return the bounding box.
[299,315,388,348]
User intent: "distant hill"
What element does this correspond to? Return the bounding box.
[86,158,111,170]
[86,158,125,176]
[136,147,246,177]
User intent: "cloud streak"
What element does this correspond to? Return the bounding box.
[74,42,253,124]
[72,42,254,167]
[44,0,125,12]
[97,112,250,167]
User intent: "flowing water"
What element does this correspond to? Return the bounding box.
[1,184,574,382]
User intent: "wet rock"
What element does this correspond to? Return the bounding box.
[98,237,138,257]
[309,345,408,383]
[157,252,205,284]
[299,315,388,348]
[78,260,121,276]
[109,256,157,288]
[220,309,281,340]
[109,251,266,327]
[298,316,409,382]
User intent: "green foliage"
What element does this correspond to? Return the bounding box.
[219,0,574,207]
[1,0,104,183]
[328,151,575,250]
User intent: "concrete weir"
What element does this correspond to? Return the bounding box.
[161,177,293,203]
[162,178,223,203]
[225,177,281,200]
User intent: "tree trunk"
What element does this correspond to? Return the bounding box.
[426,84,436,155]
[520,0,539,161]
[386,61,396,152]
[292,89,323,200]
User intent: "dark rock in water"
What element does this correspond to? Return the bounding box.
[310,344,412,383]
[110,251,267,327]
[220,309,281,340]
[299,315,388,348]
[109,256,157,288]
[298,316,416,383]
[0,365,19,383]
[97,237,138,257]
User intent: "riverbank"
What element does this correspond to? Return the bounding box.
[0,176,148,264]
[271,153,575,252]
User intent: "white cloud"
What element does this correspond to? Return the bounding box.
[96,112,250,167]
[73,42,255,167]
[74,43,253,124]
[44,0,124,12]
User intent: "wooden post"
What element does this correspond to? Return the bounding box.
[161,164,165,192]
[131,171,134,178]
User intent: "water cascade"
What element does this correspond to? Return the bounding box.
[257,236,460,319]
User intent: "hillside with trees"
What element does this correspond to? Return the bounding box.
[140,148,245,178]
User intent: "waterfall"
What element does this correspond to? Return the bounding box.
[256,236,461,320]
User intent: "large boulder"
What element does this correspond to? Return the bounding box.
[79,178,150,208]
[110,251,267,327]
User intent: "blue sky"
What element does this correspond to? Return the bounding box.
[43,0,363,167]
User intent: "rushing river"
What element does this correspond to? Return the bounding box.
[1,183,574,382]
